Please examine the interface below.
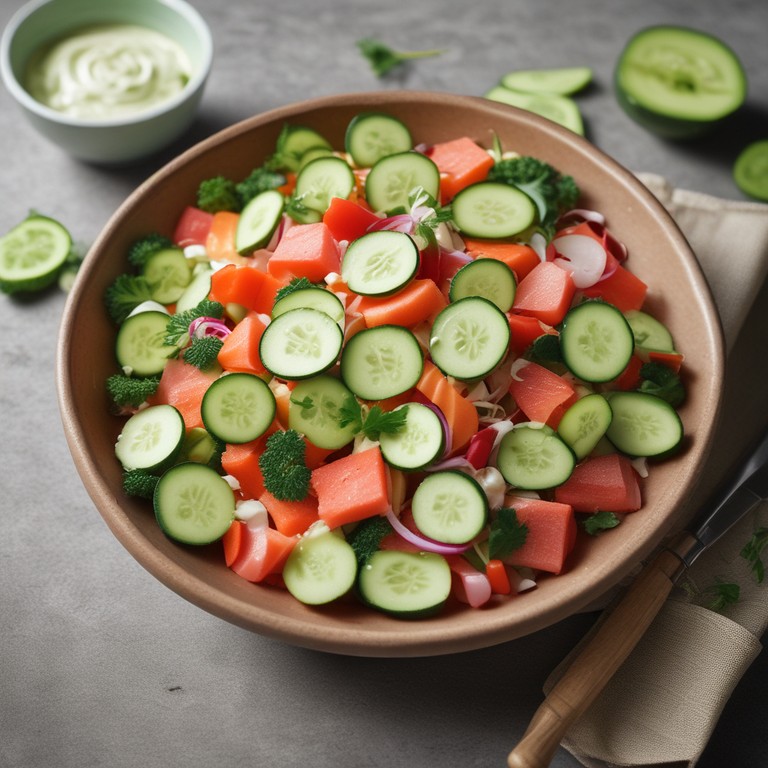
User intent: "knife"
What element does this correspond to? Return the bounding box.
[507,428,768,768]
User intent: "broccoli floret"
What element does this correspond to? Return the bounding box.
[488,156,580,239]
[638,362,685,408]
[104,273,154,324]
[347,516,393,566]
[106,373,160,408]
[258,429,311,502]
[196,176,242,213]
[183,335,224,370]
[236,167,287,206]
[164,298,225,348]
[128,233,174,269]
[122,469,159,500]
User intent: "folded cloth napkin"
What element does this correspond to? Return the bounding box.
[545,174,768,768]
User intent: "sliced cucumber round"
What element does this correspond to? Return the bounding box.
[235,189,284,254]
[625,309,675,352]
[115,404,185,472]
[449,258,517,311]
[345,112,413,167]
[142,247,192,304]
[733,140,768,201]
[115,310,174,377]
[378,403,445,471]
[294,155,355,214]
[451,181,537,239]
[341,230,419,297]
[340,325,423,401]
[429,296,510,381]
[605,390,684,457]
[412,470,488,544]
[560,301,634,383]
[288,375,358,450]
[497,425,575,490]
[272,286,345,325]
[365,151,440,214]
[500,67,593,96]
[483,86,585,135]
[282,530,357,605]
[557,393,613,460]
[154,462,235,545]
[273,124,332,171]
[201,373,276,444]
[614,25,747,139]
[174,268,213,314]
[358,550,451,618]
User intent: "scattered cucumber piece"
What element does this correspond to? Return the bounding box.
[614,25,747,139]
[273,125,332,171]
[174,268,212,314]
[365,151,440,213]
[378,403,445,471]
[497,425,575,490]
[235,189,284,254]
[294,155,355,214]
[451,181,537,239]
[605,391,684,457]
[500,67,593,96]
[733,140,768,201]
[0,214,71,294]
[557,394,613,460]
[201,373,276,444]
[115,404,185,472]
[272,286,345,325]
[115,310,174,377]
[142,247,192,304]
[288,375,358,450]
[484,86,585,135]
[625,309,675,352]
[449,257,516,311]
[345,112,413,167]
[341,230,419,297]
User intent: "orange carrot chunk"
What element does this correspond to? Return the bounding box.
[322,197,381,242]
[259,489,320,537]
[222,520,244,567]
[508,314,555,356]
[512,261,576,326]
[147,357,218,430]
[267,222,341,283]
[357,278,446,328]
[464,238,541,281]
[221,437,270,501]
[427,136,495,201]
[554,454,642,513]
[581,263,647,312]
[508,361,578,428]
[205,211,251,265]
[209,264,283,314]
[230,522,297,583]
[217,312,268,374]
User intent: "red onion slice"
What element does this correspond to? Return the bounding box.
[189,316,231,340]
[551,234,608,289]
[385,508,471,556]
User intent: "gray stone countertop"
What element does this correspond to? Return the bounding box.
[1,1,767,766]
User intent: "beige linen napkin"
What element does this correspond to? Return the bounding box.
[545,174,768,768]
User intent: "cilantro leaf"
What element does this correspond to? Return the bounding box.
[741,526,768,583]
[488,507,528,560]
[702,580,741,612]
[356,38,446,78]
[582,511,621,536]
[638,362,685,408]
[274,277,319,305]
[338,397,409,441]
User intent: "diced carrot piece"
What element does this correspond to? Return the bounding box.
[303,438,334,470]
[205,211,251,265]
[222,520,244,567]
[217,312,268,374]
[230,523,297,582]
[311,447,390,528]
[322,197,381,242]
[427,137,495,201]
[357,278,446,328]
[508,314,555,356]
[503,496,577,575]
[614,354,643,390]
[416,360,479,453]
[209,263,283,314]
[486,559,512,595]
[267,222,340,282]
[512,261,575,327]
[173,205,214,246]
[554,454,642,513]
[643,349,684,373]
[147,358,218,430]
[259,489,320,537]
[221,437,269,501]
[581,264,647,312]
[508,361,578,428]
[464,238,541,281]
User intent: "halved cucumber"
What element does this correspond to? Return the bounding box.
[733,140,768,201]
[273,124,333,171]
[449,258,517,311]
[341,230,419,297]
[365,151,440,213]
[288,375,358,450]
[429,296,510,381]
[345,112,413,167]
[235,189,284,254]
[624,309,675,352]
[142,247,192,304]
[358,550,452,618]
[154,462,235,545]
[174,268,213,314]
[557,393,613,460]
[378,403,445,471]
[115,310,174,377]
[294,155,355,214]
[483,86,585,135]
[497,425,575,490]
[451,181,537,239]
[500,67,593,96]
[340,325,423,400]
[115,404,185,472]
[272,286,345,325]
[614,25,747,139]
[605,390,684,457]
[201,373,276,444]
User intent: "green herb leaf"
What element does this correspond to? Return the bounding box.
[274,277,319,305]
[702,580,741,612]
[258,429,311,502]
[360,405,409,441]
[356,37,446,78]
[582,511,621,535]
[164,299,224,349]
[638,362,686,408]
[488,507,528,560]
[183,335,224,370]
[741,526,768,583]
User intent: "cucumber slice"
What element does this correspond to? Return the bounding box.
[429,296,510,381]
[201,373,276,444]
[259,307,343,380]
[235,189,284,254]
[614,26,747,139]
[624,309,675,352]
[449,258,517,311]
[174,268,212,314]
[451,182,537,239]
[605,391,684,457]
[378,403,445,471]
[294,156,355,215]
[288,375,358,450]
[484,86,585,135]
[365,151,440,214]
[340,325,423,401]
[560,301,634,383]
[341,230,419,297]
[272,286,345,325]
[282,530,358,605]
[557,393,613,460]
[497,425,576,489]
[500,67,593,96]
[274,124,333,171]
[0,215,71,294]
[411,470,488,544]
[358,550,451,618]
[142,247,192,304]
[733,140,768,201]
[298,146,334,170]
[115,404,185,472]
[115,310,174,377]
[154,462,235,545]
[345,112,413,167]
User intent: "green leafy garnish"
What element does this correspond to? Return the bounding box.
[339,396,409,441]
[104,273,154,325]
[274,276,320,305]
[702,580,741,612]
[235,167,286,206]
[106,373,160,409]
[356,37,446,78]
[183,335,224,370]
[488,507,528,560]
[582,511,621,535]
[196,176,241,214]
[164,299,224,350]
[528,333,563,364]
[258,429,311,502]
[741,526,768,583]
[127,233,174,269]
[347,516,393,566]
[638,362,686,408]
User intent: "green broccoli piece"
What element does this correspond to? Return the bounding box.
[128,233,174,269]
[122,469,159,500]
[236,167,287,206]
[197,176,242,213]
[488,156,580,239]
[638,362,685,408]
[347,516,393,566]
[106,374,160,408]
[183,335,224,370]
[258,429,311,502]
[104,273,154,324]
[164,298,225,349]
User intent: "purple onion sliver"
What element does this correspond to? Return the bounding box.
[385,508,470,556]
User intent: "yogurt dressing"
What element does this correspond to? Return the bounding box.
[25,24,192,120]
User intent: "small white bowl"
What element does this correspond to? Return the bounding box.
[1,0,213,164]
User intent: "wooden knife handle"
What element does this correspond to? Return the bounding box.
[507,533,696,768]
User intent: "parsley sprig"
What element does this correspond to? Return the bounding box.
[356,37,446,78]
[488,507,528,560]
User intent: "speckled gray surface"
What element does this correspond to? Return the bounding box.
[1,1,768,766]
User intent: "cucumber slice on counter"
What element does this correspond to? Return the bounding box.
[733,140,768,201]
[484,86,584,135]
[500,67,593,96]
